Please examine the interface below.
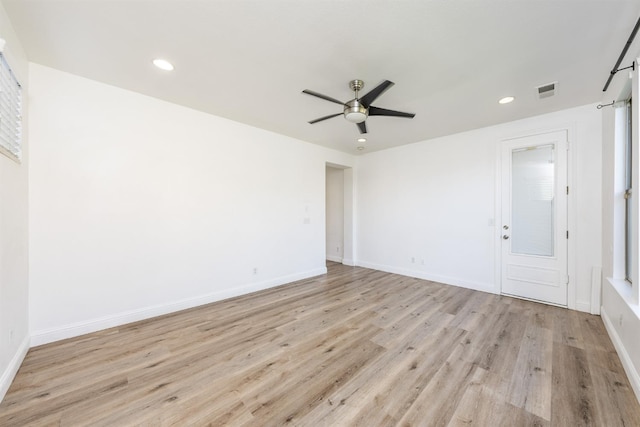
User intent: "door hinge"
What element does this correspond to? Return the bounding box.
[566,186,569,195]
[566,230,569,239]
[565,275,570,284]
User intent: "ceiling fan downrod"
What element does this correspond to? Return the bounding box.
[349,79,364,97]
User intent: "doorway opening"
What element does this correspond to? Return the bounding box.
[325,163,354,265]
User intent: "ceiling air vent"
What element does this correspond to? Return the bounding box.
[536,82,557,99]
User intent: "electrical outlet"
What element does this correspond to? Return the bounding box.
[253,267,258,275]
[336,246,340,253]
[411,257,415,263]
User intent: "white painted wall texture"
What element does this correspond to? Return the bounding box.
[356,129,497,292]
[27,64,354,345]
[356,104,602,311]
[0,2,29,401]
[600,38,640,400]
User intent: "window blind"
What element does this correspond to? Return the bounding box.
[0,50,22,163]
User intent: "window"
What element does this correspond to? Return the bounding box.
[0,50,22,163]
[624,98,633,283]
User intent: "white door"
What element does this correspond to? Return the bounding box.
[501,131,568,306]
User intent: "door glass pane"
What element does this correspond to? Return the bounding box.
[511,144,555,256]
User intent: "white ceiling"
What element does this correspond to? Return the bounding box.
[3,0,640,154]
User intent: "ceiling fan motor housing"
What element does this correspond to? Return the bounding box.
[344,99,368,123]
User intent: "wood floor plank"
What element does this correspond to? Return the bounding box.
[552,306,586,350]
[302,308,456,426]
[395,353,478,426]
[507,319,553,420]
[447,367,550,427]
[588,360,640,427]
[344,321,467,426]
[1,262,639,426]
[551,343,597,426]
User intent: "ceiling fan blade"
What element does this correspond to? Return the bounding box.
[368,106,415,118]
[308,113,343,124]
[302,90,344,105]
[359,80,394,108]
[357,121,367,134]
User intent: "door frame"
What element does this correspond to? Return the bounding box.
[325,162,355,266]
[494,126,577,310]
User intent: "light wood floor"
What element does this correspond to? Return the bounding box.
[1,263,639,426]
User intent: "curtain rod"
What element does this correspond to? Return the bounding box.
[603,15,640,92]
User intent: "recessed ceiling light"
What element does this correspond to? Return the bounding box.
[499,96,515,104]
[357,138,367,143]
[357,146,365,151]
[153,59,174,71]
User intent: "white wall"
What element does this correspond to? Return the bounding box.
[600,45,640,400]
[28,64,354,345]
[325,167,344,262]
[0,2,30,402]
[356,103,602,311]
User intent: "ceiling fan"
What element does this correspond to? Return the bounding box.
[302,79,415,134]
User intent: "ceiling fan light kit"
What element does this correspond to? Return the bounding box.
[344,99,368,123]
[302,79,415,134]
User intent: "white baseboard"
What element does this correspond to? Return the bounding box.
[356,261,497,294]
[601,305,640,404]
[342,258,355,266]
[0,334,30,403]
[31,267,327,346]
[590,266,602,315]
[326,255,343,263]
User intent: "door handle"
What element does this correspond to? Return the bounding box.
[502,235,510,240]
